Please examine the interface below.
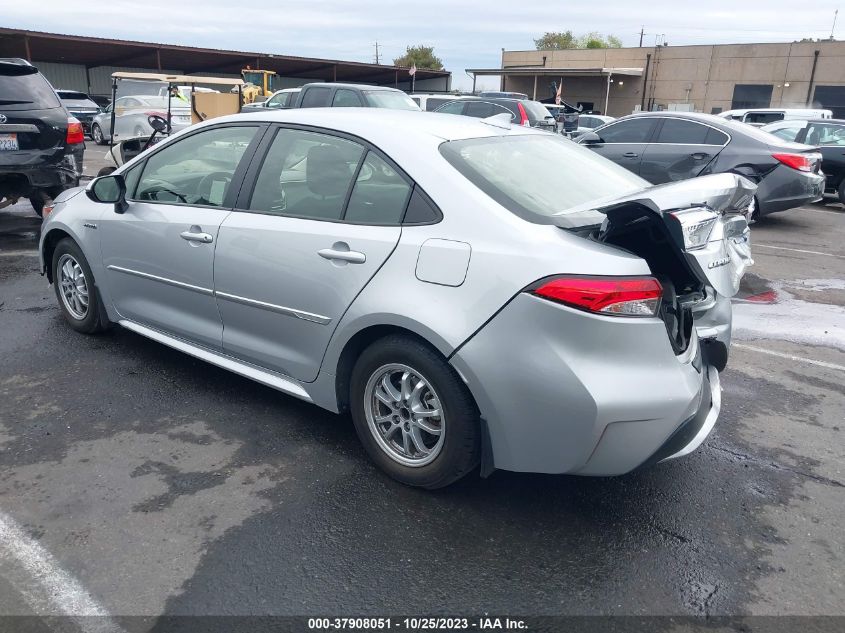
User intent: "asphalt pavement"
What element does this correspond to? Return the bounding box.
[0,149,842,628]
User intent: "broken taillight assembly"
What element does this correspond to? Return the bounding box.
[529,276,663,317]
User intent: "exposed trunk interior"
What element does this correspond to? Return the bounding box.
[591,204,705,355]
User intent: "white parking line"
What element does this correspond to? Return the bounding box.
[732,343,845,372]
[754,243,845,259]
[801,206,844,215]
[0,510,125,633]
[0,251,39,258]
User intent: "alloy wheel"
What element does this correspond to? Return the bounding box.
[364,363,445,467]
[57,254,89,320]
[92,125,103,144]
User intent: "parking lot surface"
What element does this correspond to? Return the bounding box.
[0,148,843,624]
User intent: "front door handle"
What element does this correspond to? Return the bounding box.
[622,152,639,158]
[180,230,213,244]
[318,243,366,264]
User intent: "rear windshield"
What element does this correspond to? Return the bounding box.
[363,91,420,110]
[439,134,648,228]
[716,116,805,147]
[521,101,554,122]
[0,65,61,110]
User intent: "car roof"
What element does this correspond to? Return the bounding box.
[301,82,402,92]
[215,107,538,143]
[625,111,728,124]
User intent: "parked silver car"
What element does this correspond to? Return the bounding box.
[39,109,753,488]
[91,95,192,144]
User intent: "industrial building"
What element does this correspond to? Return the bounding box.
[468,41,845,118]
[0,27,451,98]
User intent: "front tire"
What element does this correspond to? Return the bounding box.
[91,123,106,145]
[52,238,107,334]
[350,335,480,489]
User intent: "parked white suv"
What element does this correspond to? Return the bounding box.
[718,108,832,126]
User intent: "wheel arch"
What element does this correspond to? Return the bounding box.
[331,321,455,415]
[41,227,75,282]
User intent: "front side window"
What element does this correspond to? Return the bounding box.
[248,129,364,220]
[266,92,286,108]
[440,134,647,228]
[769,126,802,141]
[425,98,449,112]
[333,89,363,107]
[597,118,657,143]
[133,126,258,206]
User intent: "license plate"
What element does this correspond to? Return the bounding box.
[175,115,191,123]
[0,133,18,151]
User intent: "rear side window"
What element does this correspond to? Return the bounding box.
[656,119,711,144]
[345,152,412,224]
[300,87,331,108]
[806,123,845,146]
[597,118,657,143]
[0,64,61,110]
[248,128,364,220]
[435,101,466,115]
[465,101,499,118]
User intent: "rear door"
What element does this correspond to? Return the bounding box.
[586,117,658,175]
[214,126,410,382]
[639,118,729,184]
[803,121,845,190]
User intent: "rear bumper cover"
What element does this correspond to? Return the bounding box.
[757,166,824,214]
[450,293,719,476]
[0,146,83,192]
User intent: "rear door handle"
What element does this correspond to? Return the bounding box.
[622,152,639,158]
[180,230,213,243]
[318,245,366,264]
[690,152,708,160]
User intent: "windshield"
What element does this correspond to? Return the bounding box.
[0,66,61,110]
[363,91,420,110]
[439,134,648,228]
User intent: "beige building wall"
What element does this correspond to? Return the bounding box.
[500,40,845,117]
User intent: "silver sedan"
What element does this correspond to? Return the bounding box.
[39,109,753,488]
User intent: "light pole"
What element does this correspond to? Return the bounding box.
[604,71,612,115]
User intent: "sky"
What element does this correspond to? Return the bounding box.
[1,0,843,90]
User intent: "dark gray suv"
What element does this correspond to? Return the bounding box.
[578,111,824,217]
[0,59,85,216]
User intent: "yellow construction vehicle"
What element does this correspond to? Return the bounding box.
[241,68,278,103]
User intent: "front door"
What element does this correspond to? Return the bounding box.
[100,124,261,349]
[214,127,410,382]
[585,117,658,176]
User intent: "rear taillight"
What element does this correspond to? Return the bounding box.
[772,152,815,172]
[517,102,530,126]
[530,276,663,317]
[66,117,84,145]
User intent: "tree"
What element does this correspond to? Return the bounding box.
[534,31,576,50]
[535,31,623,50]
[393,45,443,70]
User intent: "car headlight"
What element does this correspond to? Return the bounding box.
[669,208,719,250]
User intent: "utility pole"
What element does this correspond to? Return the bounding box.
[639,26,644,47]
[374,41,380,65]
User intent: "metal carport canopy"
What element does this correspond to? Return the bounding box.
[466,66,644,77]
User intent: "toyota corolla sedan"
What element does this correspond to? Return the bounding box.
[39,109,754,488]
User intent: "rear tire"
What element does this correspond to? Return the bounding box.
[52,238,108,334]
[349,335,480,489]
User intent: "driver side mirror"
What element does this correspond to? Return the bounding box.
[86,174,128,214]
[577,131,602,145]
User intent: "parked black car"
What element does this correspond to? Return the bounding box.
[56,89,101,136]
[0,59,85,216]
[434,96,557,132]
[578,111,824,217]
[293,83,420,110]
[762,118,845,204]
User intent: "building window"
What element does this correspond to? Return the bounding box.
[731,85,773,109]
[812,86,845,119]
